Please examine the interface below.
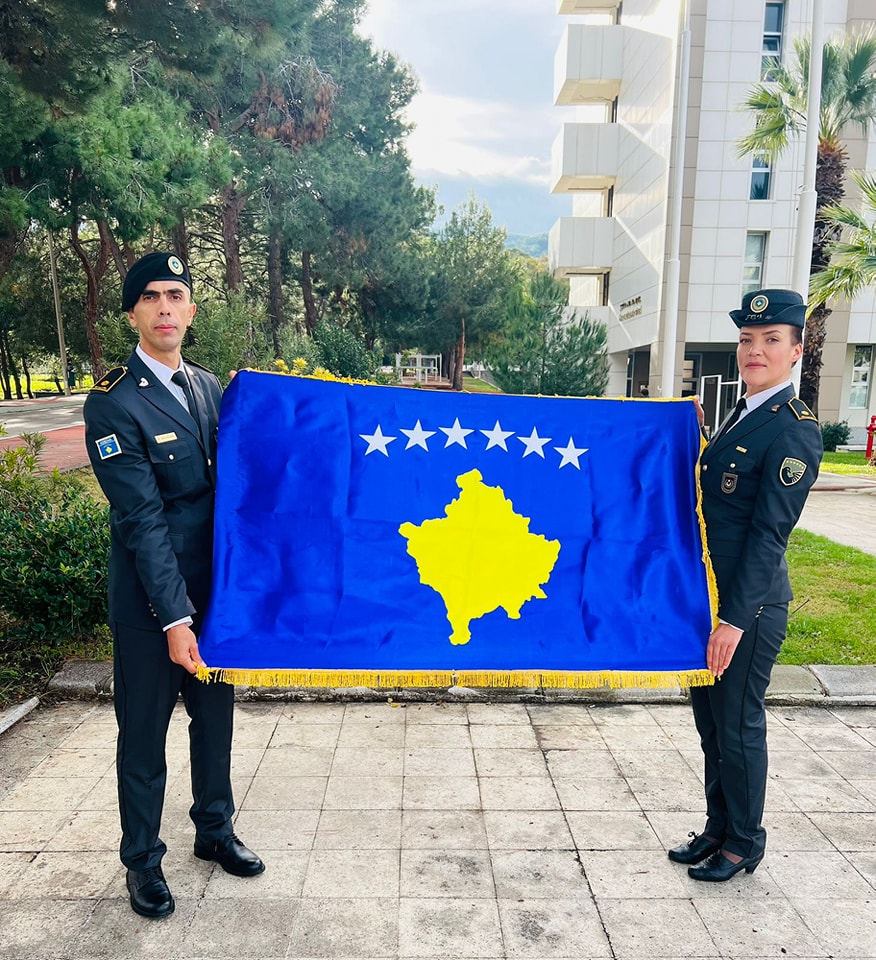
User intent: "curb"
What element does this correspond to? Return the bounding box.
[34,659,876,712]
[0,696,40,736]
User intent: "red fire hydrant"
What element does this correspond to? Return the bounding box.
[866,415,876,459]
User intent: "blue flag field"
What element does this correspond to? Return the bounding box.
[198,371,716,690]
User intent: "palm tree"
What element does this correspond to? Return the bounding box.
[808,170,876,308]
[738,30,876,415]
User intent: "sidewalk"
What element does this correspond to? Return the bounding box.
[1,410,875,958]
[1,698,874,959]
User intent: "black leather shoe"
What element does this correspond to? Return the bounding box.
[667,831,723,865]
[688,850,763,882]
[126,866,175,919]
[194,833,265,877]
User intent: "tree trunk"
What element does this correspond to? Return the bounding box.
[451,318,466,391]
[803,143,846,414]
[800,302,829,416]
[220,184,246,291]
[301,250,318,336]
[21,353,33,399]
[98,220,127,284]
[0,233,23,290]
[268,223,284,357]
[170,217,189,264]
[0,329,23,399]
[0,330,13,399]
[69,220,110,380]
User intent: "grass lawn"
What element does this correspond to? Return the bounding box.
[9,374,95,395]
[462,376,502,394]
[820,451,875,476]
[783,528,876,664]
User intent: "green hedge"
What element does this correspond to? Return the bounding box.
[0,434,110,654]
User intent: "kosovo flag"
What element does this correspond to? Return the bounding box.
[198,371,716,690]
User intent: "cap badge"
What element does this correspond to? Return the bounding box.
[167,255,185,276]
[750,294,769,313]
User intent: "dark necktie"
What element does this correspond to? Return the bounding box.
[171,369,204,446]
[715,397,747,440]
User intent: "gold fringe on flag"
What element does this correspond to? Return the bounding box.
[197,666,714,690]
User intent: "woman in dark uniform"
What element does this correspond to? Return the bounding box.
[668,288,822,882]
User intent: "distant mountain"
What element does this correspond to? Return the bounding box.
[505,233,548,258]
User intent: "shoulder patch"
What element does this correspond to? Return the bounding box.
[91,366,128,393]
[787,397,818,423]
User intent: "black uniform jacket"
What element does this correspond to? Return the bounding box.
[84,351,222,631]
[700,385,822,632]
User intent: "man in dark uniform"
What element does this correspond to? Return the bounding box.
[84,252,264,919]
[668,288,822,881]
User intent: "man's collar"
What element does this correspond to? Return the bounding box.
[135,344,182,386]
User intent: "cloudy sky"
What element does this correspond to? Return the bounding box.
[357,0,582,237]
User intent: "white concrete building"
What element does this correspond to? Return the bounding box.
[550,0,876,440]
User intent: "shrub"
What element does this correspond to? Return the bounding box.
[312,322,378,380]
[0,432,110,654]
[820,420,851,452]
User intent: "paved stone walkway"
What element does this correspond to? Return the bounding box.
[1,699,875,959]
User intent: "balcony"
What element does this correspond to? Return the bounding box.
[551,123,619,193]
[549,217,615,278]
[554,24,624,104]
[557,0,620,12]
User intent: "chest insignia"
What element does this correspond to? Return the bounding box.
[779,457,807,486]
[721,472,737,494]
[155,432,178,444]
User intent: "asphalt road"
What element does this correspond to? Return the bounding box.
[0,394,86,438]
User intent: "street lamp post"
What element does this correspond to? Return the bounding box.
[790,0,825,392]
[26,183,71,397]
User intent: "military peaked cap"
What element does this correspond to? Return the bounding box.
[729,288,806,329]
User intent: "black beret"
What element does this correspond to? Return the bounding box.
[122,252,192,311]
[729,288,806,329]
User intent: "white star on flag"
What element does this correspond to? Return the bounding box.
[400,419,436,451]
[518,427,552,458]
[440,418,474,448]
[481,420,514,451]
[359,425,397,456]
[554,438,588,469]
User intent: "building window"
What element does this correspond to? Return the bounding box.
[742,232,767,294]
[762,2,785,79]
[850,345,872,409]
[750,156,771,199]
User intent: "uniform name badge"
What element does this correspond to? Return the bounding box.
[721,472,737,494]
[96,434,122,460]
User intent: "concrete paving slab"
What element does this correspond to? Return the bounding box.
[0,698,874,960]
[809,664,876,698]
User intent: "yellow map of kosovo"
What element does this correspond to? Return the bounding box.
[399,469,561,645]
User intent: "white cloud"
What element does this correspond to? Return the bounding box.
[405,91,552,185]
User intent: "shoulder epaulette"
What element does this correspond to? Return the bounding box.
[787,397,818,423]
[91,366,128,393]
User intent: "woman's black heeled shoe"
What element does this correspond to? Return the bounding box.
[687,850,763,882]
